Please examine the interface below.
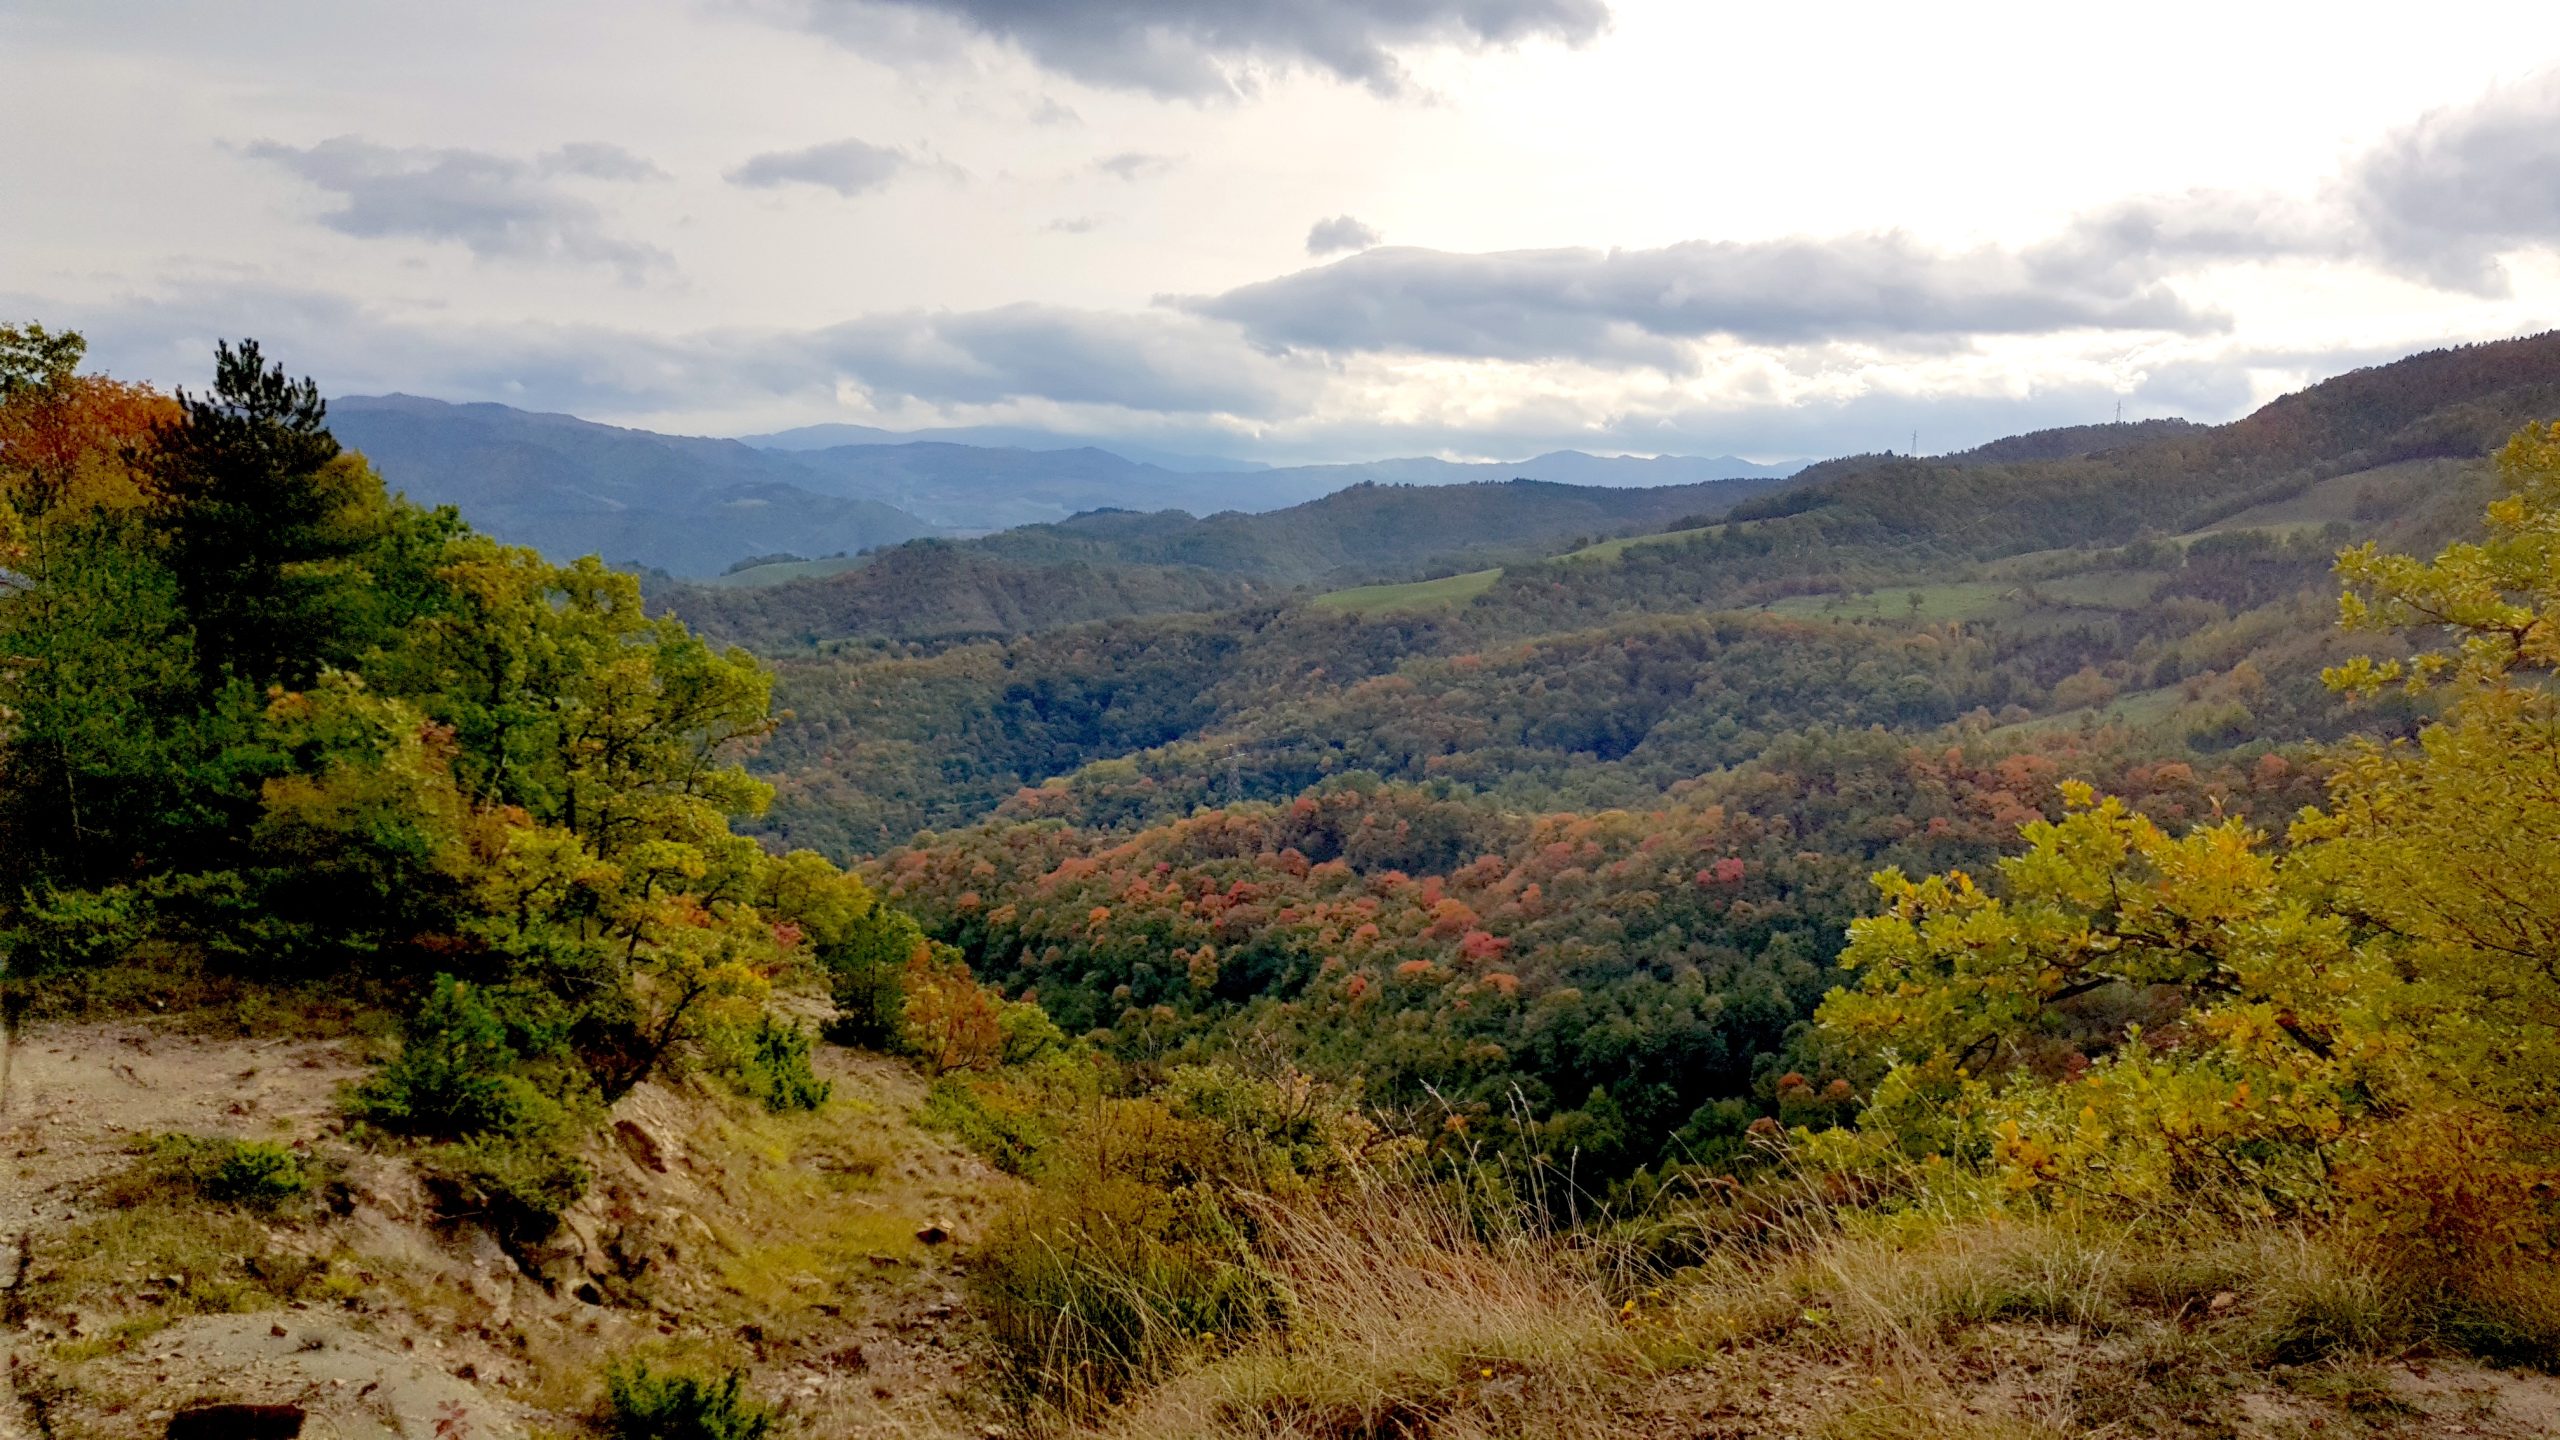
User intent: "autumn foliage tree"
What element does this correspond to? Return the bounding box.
[1814,419,2560,1291]
[0,327,944,1234]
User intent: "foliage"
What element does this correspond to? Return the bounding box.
[427,1132,593,1246]
[600,1362,775,1440]
[871,745,2318,1188]
[132,1134,312,1211]
[817,901,925,1049]
[200,1140,311,1208]
[0,328,945,1244]
[724,1013,832,1113]
[1812,420,2560,1291]
[351,976,584,1140]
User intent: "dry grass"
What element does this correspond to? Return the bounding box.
[1089,1182,1656,1440]
[1046,1177,2560,1440]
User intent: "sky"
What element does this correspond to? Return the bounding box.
[5,0,2560,464]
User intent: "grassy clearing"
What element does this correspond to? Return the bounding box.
[1988,683,2187,740]
[1561,523,1728,563]
[1310,567,1502,614]
[1761,582,2015,622]
[698,554,874,588]
[2203,458,2486,533]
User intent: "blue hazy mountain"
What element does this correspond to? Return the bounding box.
[330,395,937,577]
[332,394,1810,574]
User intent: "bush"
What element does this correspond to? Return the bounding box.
[130,1135,312,1211]
[601,1363,775,1440]
[919,1074,1064,1176]
[202,1140,310,1207]
[733,1013,830,1113]
[3,883,148,970]
[350,975,575,1139]
[819,905,923,1050]
[970,1067,1387,1411]
[426,1133,590,1246]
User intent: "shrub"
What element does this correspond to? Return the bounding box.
[969,1066,1390,1411]
[601,1363,775,1440]
[733,1013,830,1113]
[425,1133,590,1245]
[202,1140,310,1207]
[899,945,1004,1074]
[818,905,924,1050]
[128,1134,312,1211]
[918,1074,1063,1176]
[3,883,148,970]
[350,975,566,1139]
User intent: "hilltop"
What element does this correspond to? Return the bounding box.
[666,475,1788,649]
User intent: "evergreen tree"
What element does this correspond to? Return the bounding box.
[146,338,366,692]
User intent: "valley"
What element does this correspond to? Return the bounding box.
[4,324,2559,1439]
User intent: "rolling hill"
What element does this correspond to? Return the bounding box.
[665,474,1792,648]
[328,395,936,576]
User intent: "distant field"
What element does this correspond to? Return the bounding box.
[700,554,874,588]
[1311,567,1503,614]
[2203,458,2486,533]
[1563,523,1726,563]
[1762,581,2014,622]
[1993,683,2187,740]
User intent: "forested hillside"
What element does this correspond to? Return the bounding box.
[737,336,2560,1179]
[666,474,1787,648]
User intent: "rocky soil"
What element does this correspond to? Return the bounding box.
[0,1017,1014,1440]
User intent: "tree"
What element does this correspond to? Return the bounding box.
[145,338,372,692]
[1814,420,2560,1260]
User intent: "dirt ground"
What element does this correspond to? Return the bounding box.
[0,1018,1015,1440]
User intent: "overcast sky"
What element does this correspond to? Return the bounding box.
[7,1,2559,463]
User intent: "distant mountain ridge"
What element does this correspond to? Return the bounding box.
[332,393,1811,574]
[740,422,1267,474]
[329,395,937,576]
[664,474,1791,648]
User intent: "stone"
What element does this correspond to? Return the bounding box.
[614,1119,672,1173]
[166,1404,306,1440]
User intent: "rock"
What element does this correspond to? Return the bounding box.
[915,1224,950,1246]
[614,1119,672,1173]
[2208,1291,2239,1315]
[166,1403,306,1440]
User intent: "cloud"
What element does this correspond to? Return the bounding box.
[45,273,2445,468]
[793,304,1312,414]
[726,138,915,196]
[2022,70,2560,298]
[1306,214,1383,255]
[243,136,668,276]
[541,141,670,182]
[780,0,1611,98]
[1044,216,1100,234]
[1190,233,2222,369]
[2342,69,2560,293]
[1092,151,1179,180]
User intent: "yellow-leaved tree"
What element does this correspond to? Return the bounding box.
[1814,421,2560,1272]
